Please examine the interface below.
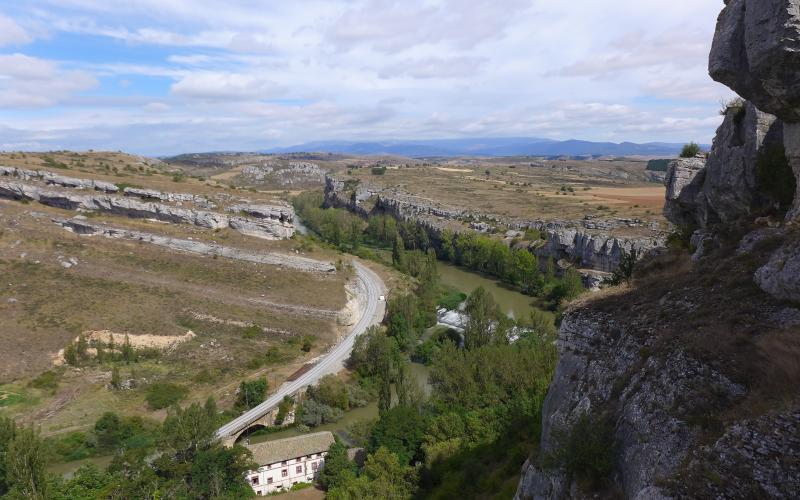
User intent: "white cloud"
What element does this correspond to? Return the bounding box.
[0,13,31,46]
[378,57,486,79]
[0,53,97,107]
[326,0,531,53]
[0,0,734,152]
[170,72,284,100]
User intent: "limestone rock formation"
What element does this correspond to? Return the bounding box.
[0,166,119,193]
[0,180,294,239]
[663,157,706,228]
[703,101,783,224]
[709,0,800,219]
[53,217,330,272]
[663,102,785,230]
[754,235,800,302]
[324,174,664,273]
[709,0,800,123]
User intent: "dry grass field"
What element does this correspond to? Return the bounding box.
[341,158,667,228]
[0,152,358,435]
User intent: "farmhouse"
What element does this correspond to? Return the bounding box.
[244,431,335,495]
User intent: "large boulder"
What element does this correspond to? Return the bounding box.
[709,0,800,219]
[755,236,800,303]
[663,157,706,227]
[709,0,800,122]
[702,101,783,224]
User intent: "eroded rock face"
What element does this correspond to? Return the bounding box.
[324,174,664,273]
[53,217,331,272]
[709,0,800,122]
[754,234,800,302]
[709,0,800,218]
[703,102,783,224]
[664,157,706,228]
[514,309,758,500]
[664,102,787,229]
[0,180,294,239]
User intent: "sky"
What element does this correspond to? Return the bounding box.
[0,0,733,156]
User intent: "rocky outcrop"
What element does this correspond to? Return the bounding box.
[709,0,800,123]
[706,0,800,302]
[0,180,294,240]
[0,166,119,193]
[709,0,800,219]
[53,217,331,273]
[663,157,706,228]
[227,203,294,223]
[663,101,785,229]
[754,234,800,302]
[514,297,800,499]
[324,174,664,273]
[122,187,215,208]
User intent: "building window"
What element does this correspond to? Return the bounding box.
[282,469,288,477]
[251,476,259,485]
[267,477,273,484]
[296,465,303,474]
[312,462,318,471]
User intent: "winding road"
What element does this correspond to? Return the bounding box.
[215,260,386,441]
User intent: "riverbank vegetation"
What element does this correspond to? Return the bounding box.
[293,191,584,311]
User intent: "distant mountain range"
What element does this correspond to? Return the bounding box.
[262,137,707,158]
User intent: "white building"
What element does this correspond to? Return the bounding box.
[244,431,335,496]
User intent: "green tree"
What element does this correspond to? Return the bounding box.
[0,417,16,496]
[160,398,219,461]
[309,375,349,411]
[189,445,256,499]
[680,142,701,158]
[369,406,427,465]
[318,441,356,490]
[392,234,406,271]
[5,425,48,499]
[110,366,121,389]
[327,447,418,500]
[235,378,268,411]
[463,287,502,349]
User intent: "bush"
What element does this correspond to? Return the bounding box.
[145,382,188,410]
[548,413,614,489]
[680,142,701,158]
[235,378,268,411]
[437,289,467,310]
[371,166,387,175]
[29,370,61,391]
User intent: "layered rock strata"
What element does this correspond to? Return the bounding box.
[0,180,294,239]
[53,217,331,273]
[324,174,664,273]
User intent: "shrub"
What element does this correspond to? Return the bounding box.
[234,378,268,411]
[371,166,387,175]
[145,382,188,410]
[548,413,614,490]
[680,142,701,158]
[437,289,467,310]
[29,370,61,391]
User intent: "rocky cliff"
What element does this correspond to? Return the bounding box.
[0,180,294,239]
[323,174,664,273]
[515,2,800,498]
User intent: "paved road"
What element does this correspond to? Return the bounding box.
[215,261,386,440]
